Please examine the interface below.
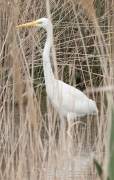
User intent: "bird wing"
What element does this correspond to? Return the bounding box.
[57,80,92,115]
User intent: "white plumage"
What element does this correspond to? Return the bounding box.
[17,17,98,122]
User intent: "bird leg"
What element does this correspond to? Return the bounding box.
[66,114,74,139]
[66,120,73,139]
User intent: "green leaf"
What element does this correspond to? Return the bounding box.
[94,159,103,178]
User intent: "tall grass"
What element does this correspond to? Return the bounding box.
[0,0,114,179]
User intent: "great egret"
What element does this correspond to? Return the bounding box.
[17,18,98,143]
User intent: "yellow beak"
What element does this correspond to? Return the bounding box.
[16,21,38,28]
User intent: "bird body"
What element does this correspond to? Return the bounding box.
[39,18,98,119]
[47,78,98,118]
[17,18,98,120]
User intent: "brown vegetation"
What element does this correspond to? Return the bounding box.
[0,0,114,179]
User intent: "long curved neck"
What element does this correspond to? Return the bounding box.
[43,22,55,94]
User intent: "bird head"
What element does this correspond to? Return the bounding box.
[16,17,51,30]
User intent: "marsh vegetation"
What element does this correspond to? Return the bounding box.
[0,0,114,179]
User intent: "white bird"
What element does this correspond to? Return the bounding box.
[16,18,98,136]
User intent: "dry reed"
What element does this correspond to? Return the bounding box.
[0,0,114,179]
